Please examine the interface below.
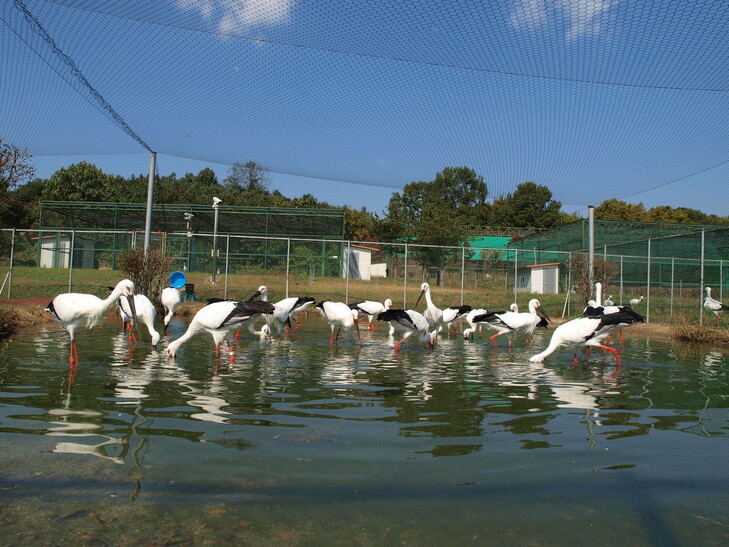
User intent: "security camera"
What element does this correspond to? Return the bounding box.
[212,197,222,206]
[183,213,194,220]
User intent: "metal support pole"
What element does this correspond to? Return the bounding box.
[285,238,291,298]
[619,256,624,305]
[345,240,351,303]
[588,205,595,296]
[460,246,466,305]
[7,228,16,298]
[211,198,221,284]
[223,235,230,299]
[670,257,675,317]
[68,230,75,292]
[646,238,651,323]
[403,244,409,307]
[513,249,518,304]
[700,230,705,324]
[143,151,156,253]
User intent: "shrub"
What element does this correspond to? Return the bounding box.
[117,248,173,306]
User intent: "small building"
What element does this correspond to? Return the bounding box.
[516,263,560,294]
[343,245,387,280]
[37,234,96,268]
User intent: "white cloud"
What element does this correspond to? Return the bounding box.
[509,0,615,40]
[509,0,549,30]
[176,0,293,35]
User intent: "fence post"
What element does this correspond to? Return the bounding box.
[513,249,518,304]
[7,229,16,298]
[460,246,466,305]
[646,238,651,323]
[700,230,705,324]
[721,260,724,302]
[223,235,230,300]
[619,256,624,306]
[670,257,675,317]
[68,230,75,293]
[345,240,351,303]
[285,238,291,298]
[403,244,409,308]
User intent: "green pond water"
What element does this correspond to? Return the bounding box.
[1,317,728,545]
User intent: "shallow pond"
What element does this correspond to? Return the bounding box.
[1,317,728,545]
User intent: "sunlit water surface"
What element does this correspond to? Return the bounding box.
[1,317,729,545]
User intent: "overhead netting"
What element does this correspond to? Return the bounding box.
[3,0,729,209]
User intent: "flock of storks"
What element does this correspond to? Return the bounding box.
[54,276,729,371]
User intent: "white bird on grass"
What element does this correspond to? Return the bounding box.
[377,309,435,353]
[629,295,644,307]
[166,300,275,361]
[704,287,729,321]
[316,300,361,344]
[471,299,549,348]
[47,279,137,367]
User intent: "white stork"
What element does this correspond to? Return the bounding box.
[316,300,361,344]
[251,285,316,336]
[118,294,160,346]
[161,286,182,334]
[471,299,549,348]
[166,299,275,361]
[629,295,644,307]
[349,298,393,331]
[530,307,644,366]
[440,304,472,335]
[415,282,444,338]
[704,287,729,321]
[377,309,435,353]
[47,279,137,366]
[462,308,488,340]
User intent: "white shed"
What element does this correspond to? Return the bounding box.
[343,245,387,280]
[516,263,560,294]
[37,234,96,269]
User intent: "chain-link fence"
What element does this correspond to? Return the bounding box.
[1,228,724,324]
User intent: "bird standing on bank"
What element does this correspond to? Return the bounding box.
[704,287,729,321]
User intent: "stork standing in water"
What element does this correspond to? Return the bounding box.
[166,299,274,361]
[704,287,729,321]
[462,308,488,340]
[47,279,138,366]
[316,301,361,344]
[117,294,161,346]
[440,304,472,335]
[415,282,443,340]
[161,286,182,334]
[472,299,549,348]
[530,306,644,366]
[266,293,317,334]
[349,299,392,331]
[249,285,312,339]
[377,308,435,353]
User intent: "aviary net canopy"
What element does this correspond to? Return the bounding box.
[3,1,729,212]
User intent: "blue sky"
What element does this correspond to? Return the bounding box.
[3,0,729,217]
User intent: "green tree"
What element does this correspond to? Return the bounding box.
[344,207,377,241]
[42,162,125,202]
[491,182,563,228]
[382,167,488,284]
[594,198,646,222]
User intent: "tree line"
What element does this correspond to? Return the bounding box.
[1,138,727,243]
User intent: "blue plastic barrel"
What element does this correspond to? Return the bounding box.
[169,271,187,288]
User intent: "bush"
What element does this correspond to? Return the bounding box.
[117,248,173,306]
